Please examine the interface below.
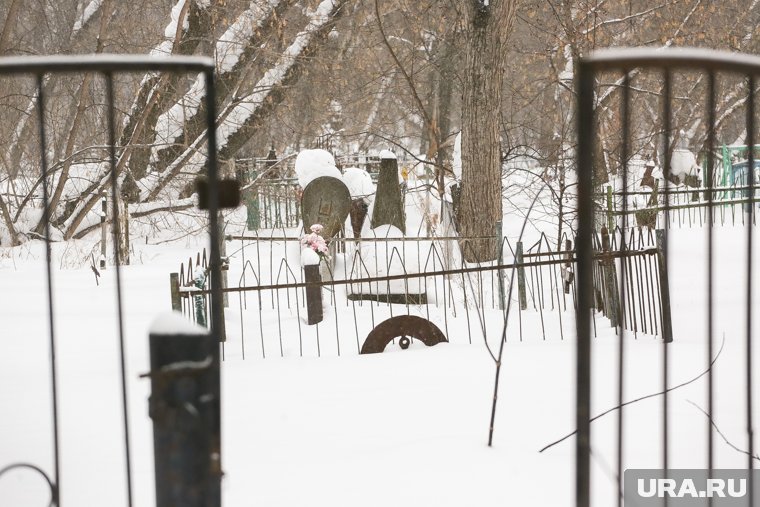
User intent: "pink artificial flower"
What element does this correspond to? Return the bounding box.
[310,224,324,234]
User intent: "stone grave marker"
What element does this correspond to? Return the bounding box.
[370,152,405,232]
[301,176,351,239]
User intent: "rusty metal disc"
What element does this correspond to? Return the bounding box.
[360,315,447,354]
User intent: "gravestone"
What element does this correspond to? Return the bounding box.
[349,199,369,238]
[301,176,351,239]
[370,152,405,232]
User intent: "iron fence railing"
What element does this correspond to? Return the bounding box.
[172,230,669,360]
[0,54,226,507]
[576,48,758,507]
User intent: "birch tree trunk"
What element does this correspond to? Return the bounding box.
[458,0,519,262]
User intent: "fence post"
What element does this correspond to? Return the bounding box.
[304,264,323,325]
[194,271,207,327]
[656,229,673,343]
[516,241,527,310]
[606,186,614,232]
[601,226,620,328]
[100,191,107,269]
[147,314,221,507]
[244,167,260,230]
[170,273,181,311]
[496,220,505,311]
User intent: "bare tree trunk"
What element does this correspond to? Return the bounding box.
[0,192,18,245]
[0,0,23,53]
[458,0,518,262]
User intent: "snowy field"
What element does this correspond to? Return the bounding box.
[1,205,759,506]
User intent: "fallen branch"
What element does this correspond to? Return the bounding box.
[539,336,726,453]
[687,400,759,462]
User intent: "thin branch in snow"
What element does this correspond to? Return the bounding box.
[539,337,726,453]
[687,400,760,462]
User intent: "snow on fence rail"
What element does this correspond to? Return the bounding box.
[170,228,671,360]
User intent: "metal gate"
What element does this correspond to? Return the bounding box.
[576,48,757,506]
[0,55,225,507]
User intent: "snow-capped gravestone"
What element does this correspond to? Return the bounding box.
[347,225,426,304]
[370,150,405,232]
[300,176,352,239]
[295,148,351,239]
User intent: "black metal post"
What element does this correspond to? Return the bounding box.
[304,264,324,325]
[655,229,673,343]
[148,328,218,507]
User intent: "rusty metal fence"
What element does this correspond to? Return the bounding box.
[172,229,671,360]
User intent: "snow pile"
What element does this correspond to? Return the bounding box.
[294,149,342,188]
[342,167,375,202]
[150,311,208,335]
[670,148,701,183]
[379,149,397,160]
[348,225,424,296]
[300,247,321,266]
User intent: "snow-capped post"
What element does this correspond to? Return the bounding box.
[301,224,328,325]
[99,190,107,270]
[145,313,220,507]
[656,229,673,343]
[371,150,405,232]
[169,273,181,312]
[516,241,527,311]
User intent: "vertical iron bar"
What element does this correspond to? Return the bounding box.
[746,74,755,501]
[662,68,673,487]
[104,72,134,507]
[617,69,630,507]
[575,61,594,507]
[706,70,716,484]
[36,73,61,507]
[204,68,223,505]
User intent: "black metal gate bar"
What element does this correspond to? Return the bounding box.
[0,54,219,507]
[662,67,672,484]
[575,55,595,507]
[616,69,631,507]
[105,71,133,507]
[202,67,224,501]
[35,72,61,507]
[706,70,717,479]
[576,48,759,507]
[746,73,755,505]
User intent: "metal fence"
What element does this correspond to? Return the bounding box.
[172,229,670,360]
[0,55,226,507]
[600,184,760,229]
[576,48,757,507]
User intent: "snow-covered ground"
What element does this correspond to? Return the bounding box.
[1,201,759,506]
